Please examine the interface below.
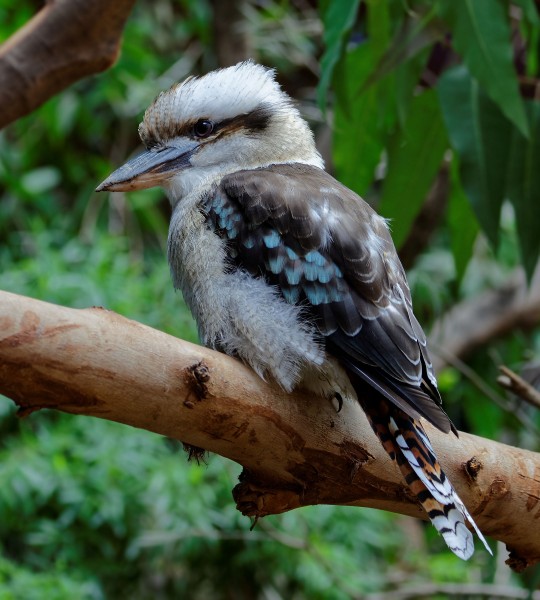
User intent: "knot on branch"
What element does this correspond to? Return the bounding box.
[465,456,483,481]
[183,361,211,408]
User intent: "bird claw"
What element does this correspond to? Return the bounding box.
[332,392,343,413]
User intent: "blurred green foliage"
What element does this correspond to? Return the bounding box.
[323,0,540,279]
[0,0,539,598]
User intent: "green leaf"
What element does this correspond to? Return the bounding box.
[317,0,360,109]
[438,65,513,248]
[439,0,529,136]
[366,0,390,59]
[378,90,448,249]
[447,157,479,283]
[333,45,386,195]
[360,7,442,94]
[20,167,61,195]
[440,70,540,277]
[506,102,540,279]
[332,1,393,195]
[394,46,431,127]
[365,0,393,123]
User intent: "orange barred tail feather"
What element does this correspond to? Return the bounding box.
[361,399,492,560]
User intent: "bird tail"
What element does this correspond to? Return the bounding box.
[361,399,491,560]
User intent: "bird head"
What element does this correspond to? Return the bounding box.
[96,61,323,201]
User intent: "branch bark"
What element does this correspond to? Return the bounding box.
[0,0,136,129]
[0,290,539,571]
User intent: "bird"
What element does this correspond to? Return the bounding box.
[97,61,491,560]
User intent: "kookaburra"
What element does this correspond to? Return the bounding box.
[97,61,490,560]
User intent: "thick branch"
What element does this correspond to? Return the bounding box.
[0,290,539,570]
[0,0,136,129]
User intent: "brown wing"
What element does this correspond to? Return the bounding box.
[205,163,454,433]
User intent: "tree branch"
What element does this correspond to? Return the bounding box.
[0,290,539,571]
[0,0,136,129]
[498,365,540,411]
[430,268,540,373]
[364,582,540,600]
[398,164,449,270]
[211,0,251,67]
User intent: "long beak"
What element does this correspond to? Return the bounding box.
[96,141,199,192]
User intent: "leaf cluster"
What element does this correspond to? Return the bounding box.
[321,0,540,280]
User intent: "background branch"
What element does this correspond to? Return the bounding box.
[0,0,136,129]
[430,268,540,373]
[497,365,540,411]
[364,582,540,600]
[398,164,449,270]
[0,290,539,571]
[211,0,250,67]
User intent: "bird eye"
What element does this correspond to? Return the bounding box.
[193,120,214,138]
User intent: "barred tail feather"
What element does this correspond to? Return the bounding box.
[363,400,492,560]
[388,412,491,556]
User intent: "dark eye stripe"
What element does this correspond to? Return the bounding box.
[140,104,273,149]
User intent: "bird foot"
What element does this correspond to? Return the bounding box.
[331,392,343,413]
